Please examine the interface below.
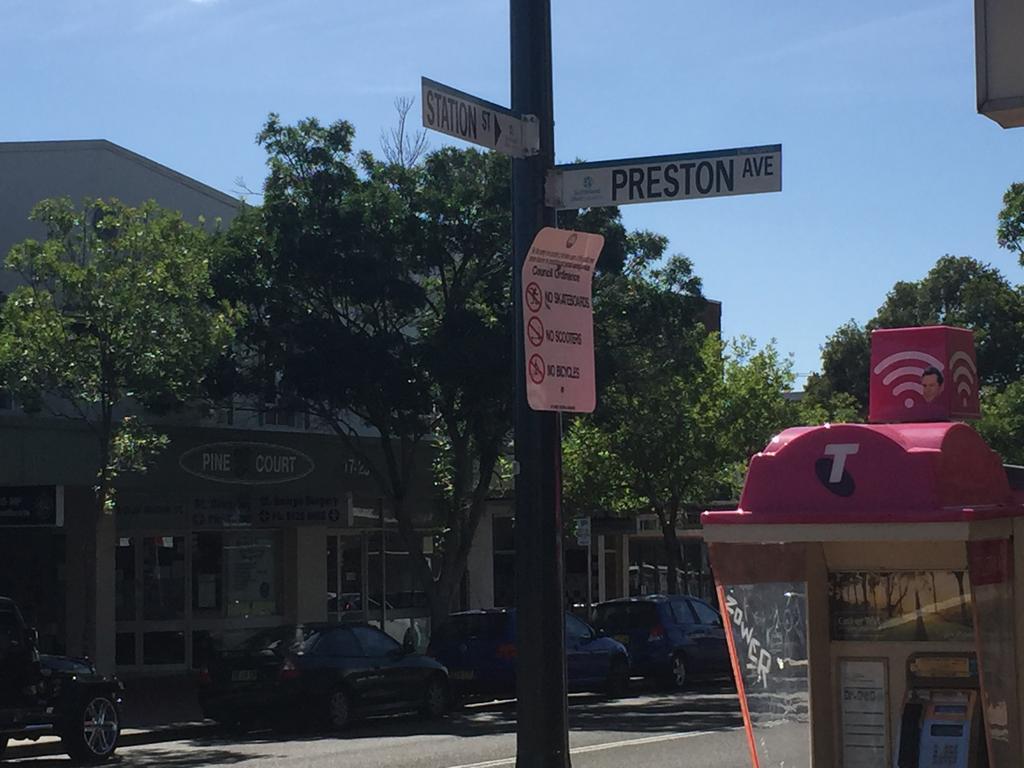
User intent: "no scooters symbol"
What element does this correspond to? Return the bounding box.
[525,282,543,313]
[527,317,545,347]
[528,354,546,384]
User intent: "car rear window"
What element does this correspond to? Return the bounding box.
[670,601,696,625]
[0,608,19,632]
[239,625,318,655]
[592,602,658,632]
[432,613,508,644]
[689,599,722,625]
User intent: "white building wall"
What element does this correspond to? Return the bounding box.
[465,506,494,608]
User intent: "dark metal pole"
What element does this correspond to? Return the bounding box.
[378,497,387,629]
[511,2,568,767]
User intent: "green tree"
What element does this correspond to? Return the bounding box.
[563,250,794,592]
[801,320,871,417]
[805,255,1024,416]
[214,115,513,630]
[873,256,1024,387]
[0,197,234,659]
[977,380,1024,465]
[997,182,1024,264]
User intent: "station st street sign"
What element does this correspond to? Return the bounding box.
[421,77,539,158]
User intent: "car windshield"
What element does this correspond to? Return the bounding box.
[239,625,319,656]
[592,602,658,632]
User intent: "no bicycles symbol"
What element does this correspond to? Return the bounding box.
[525,282,543,313]
[527,317,545,347]
[528,354,546,384]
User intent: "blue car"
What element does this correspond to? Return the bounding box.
[591,595,730,689]
[426,608,630,700]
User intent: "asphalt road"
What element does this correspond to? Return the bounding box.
[4,685,750,768]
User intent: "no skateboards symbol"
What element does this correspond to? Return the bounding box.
[528,354,546,384]
[527,317,545,348]
[525,282,543,313]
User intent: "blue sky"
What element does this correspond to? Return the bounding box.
[4,0,1023,383]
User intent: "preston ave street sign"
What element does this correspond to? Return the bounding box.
[421,77,539,158]
[545,144,782,210]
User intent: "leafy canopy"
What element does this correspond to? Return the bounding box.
[0,197,234,491]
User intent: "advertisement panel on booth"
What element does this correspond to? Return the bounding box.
[828,571,974,643]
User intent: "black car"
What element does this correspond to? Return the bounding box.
[0,596,123,762]
[199,622,449,731]
[591,595,730,688]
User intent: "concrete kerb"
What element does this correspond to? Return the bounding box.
[3,721,220,759]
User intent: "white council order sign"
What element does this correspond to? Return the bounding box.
[522,227,604,413]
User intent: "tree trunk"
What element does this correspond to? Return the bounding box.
[79,419,115,672]
[658,506,682,595]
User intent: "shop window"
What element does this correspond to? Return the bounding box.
[115,633,136,666]
[367,533,428,611]
[192,533,223,617]
[327,536,364,619]
[192,531,282,618]
[828,570,973,642]
[192,630,212,669]
[493,516,515,551]
[143,631,185,665]
[225,532,281,617]
[115,538,136,621]
[142,536,185,620]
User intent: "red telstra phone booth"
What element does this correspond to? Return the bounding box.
[702,327,1024,768]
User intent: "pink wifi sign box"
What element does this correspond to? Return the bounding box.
[521,227,605,413]
[868,325,981,423]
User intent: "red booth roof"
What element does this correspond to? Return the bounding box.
[701,422,1023,526]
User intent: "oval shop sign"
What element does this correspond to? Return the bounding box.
[179,442,315,485]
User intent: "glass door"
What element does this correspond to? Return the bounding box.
[115,534,188,670]
[327,533,366,621]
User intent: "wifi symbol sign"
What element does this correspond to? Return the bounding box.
[950,351,977,406]
[872,350,945,409]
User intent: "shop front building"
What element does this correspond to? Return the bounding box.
[0,416,437,675]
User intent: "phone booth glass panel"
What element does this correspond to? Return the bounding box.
[968,538,1021,765]
[722,580,810,767]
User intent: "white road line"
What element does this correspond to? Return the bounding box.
[445,728,734,768]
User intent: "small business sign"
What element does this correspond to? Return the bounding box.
[0,486,64,527]
[179,442,315,485]
[522,227,604,412]
[546,144,782,210]
[421,77,539,158]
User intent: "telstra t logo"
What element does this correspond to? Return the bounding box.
[815,443,859,497]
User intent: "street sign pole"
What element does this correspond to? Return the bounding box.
[510,1,569,767]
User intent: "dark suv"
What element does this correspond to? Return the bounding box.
[0,597,123,762]
[427,609,630,701]
[591,595,730,688]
